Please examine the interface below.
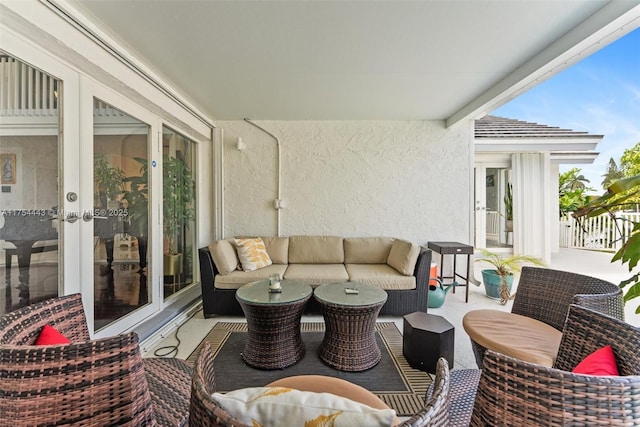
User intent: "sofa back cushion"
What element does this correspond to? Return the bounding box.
[289,236,344,264]
[208,238,238,275]
[260,236,289,264]
[344,237,394,264]
[387,239,420,276]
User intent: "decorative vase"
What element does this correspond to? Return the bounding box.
[481,269,513,300]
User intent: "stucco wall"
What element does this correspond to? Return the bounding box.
[215,120,472,245]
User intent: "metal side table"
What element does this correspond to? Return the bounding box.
[427,241,474,303]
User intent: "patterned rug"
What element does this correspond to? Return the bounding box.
[187,322,433,416]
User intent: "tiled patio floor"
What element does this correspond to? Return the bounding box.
[144,248,639,371]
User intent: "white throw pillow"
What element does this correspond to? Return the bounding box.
[210,387,396,427]
[234,237,272,272]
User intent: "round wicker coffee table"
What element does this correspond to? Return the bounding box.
[314,282,388,371]
[236,279,312,369]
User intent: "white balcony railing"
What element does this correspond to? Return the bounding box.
[560,212,640,252]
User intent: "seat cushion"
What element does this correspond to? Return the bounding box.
[345,264,416,290]
[462,309,562,367]
[284,264,349,285]
[214,264,288,289]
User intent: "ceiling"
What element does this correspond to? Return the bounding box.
[70,1,639,124]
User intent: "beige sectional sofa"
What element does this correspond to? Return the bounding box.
[198,235,434,317]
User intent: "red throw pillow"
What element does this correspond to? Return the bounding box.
[35,324,71,346]
[572,345,619,376]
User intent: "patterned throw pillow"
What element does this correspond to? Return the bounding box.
[234,238,273,272]
[210,387,396,427]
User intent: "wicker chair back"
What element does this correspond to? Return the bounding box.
[511,267,624,331]
[0,293,192,426]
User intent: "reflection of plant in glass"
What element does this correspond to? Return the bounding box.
[94,156,125,206]
[574,175,640,314]
[503,182,513,221]
[122,157,148,237]
[163,154,195,255]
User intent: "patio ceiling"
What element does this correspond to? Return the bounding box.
[68,1,640,125]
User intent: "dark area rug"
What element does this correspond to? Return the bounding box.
[187,322,432,416]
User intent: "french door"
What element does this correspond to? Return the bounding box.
[474,160,512,251]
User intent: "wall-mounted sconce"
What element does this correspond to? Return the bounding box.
[236,137,246,151]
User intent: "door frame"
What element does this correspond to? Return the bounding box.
[80,78,164,337]
[474,155,511,252]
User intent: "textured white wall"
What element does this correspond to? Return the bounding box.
[216,120,471,246]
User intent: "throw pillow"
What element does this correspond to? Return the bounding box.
[386,239,420,276]
[35,324,71,345]
[210,387,396,427]
[572,345,619,376]
[234,238,272,272]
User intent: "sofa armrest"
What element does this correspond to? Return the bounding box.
[413,246,433,287]
[198,247,220,315]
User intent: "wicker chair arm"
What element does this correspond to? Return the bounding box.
[397,357,450,427]
[572,289,624,321]
[470,349,640,426]
[190,342,251,427]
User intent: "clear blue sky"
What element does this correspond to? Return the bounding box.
[493,27,640,194]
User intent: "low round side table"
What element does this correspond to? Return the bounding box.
[314,282,388,372]
[236,279,312,369]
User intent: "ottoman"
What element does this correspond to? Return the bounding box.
[403,312,454,373]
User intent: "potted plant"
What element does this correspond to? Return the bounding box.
[476,249,545,304]
[162,154,195,276]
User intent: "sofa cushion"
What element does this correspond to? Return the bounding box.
[261,236,289,264]
[35,324,71,346]
[208,238,238,275]
[235,238,272,272]
[344,237,394,264]
[209,386,396,427]
[386,239,420,276]
[289,235,344,264]
[214,265,288,290]
[284,264,349,286]
[345,264,416,290]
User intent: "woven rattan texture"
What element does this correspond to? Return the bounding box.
[316,299,386,371]
[396,358,451,427]
[469,305,640,426]
[237,293,311,369]
[469,266,624,367]
[0,293,192,426]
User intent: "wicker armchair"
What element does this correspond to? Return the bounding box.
[469,304,640,425]
[190,341,451,427]
[0,293,192,426]
[464,266,624,367]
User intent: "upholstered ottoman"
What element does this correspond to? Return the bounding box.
[403,312,454,373]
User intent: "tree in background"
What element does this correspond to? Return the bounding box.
[601,157,624,190]
[559,168,594,217]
